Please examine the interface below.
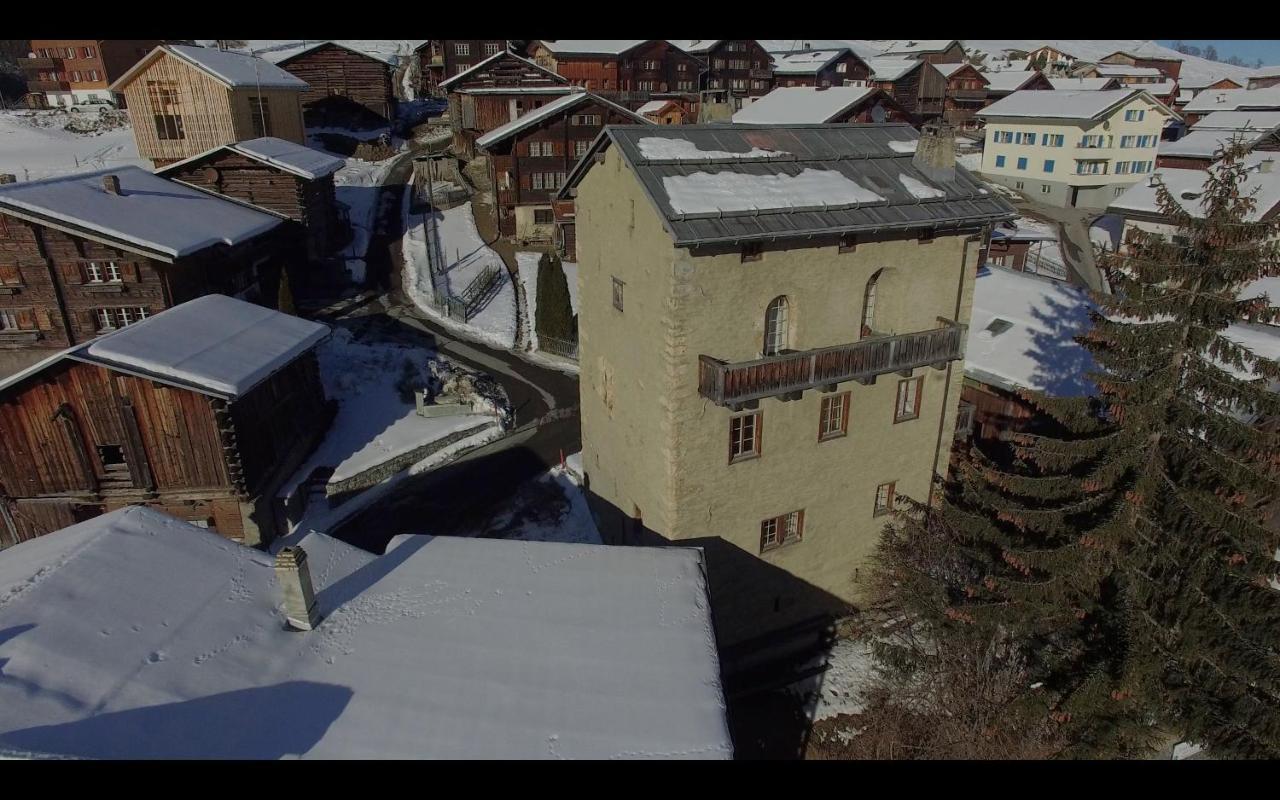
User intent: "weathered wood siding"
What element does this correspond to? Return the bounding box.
[228,350,327,493]
[277,43,395,123]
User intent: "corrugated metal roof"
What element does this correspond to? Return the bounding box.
[563,124,1015,247]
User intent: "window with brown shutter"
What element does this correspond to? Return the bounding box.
[0,264,21,286]
[759,509,804,553]
[60,263,84,285]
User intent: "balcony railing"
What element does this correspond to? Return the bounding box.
[698,320,967,407]
[749,68,772,80]
[949,88,988,101]
[22,56,61,70]
[27,80,70,92]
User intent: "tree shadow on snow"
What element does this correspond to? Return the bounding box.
[1025,289,1100,398]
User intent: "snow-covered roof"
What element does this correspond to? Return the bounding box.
[459,86,577,95]
[1183,86,1280,114]
[1109,153,1280,222]
[990,216,1057,242]
[1192,110,1280,131]
[1092,65,1165,78]
[966,266,1098,396]
[985,59,1031,73]
[979,89,1172,121]
[81,295,328,399]
[266,40,398,68]
[984,71,1046,93]
[0,507,732,760]
[1100,50,1183,64]
[865,58,921,82]
[1180,75,1241,90]
[771,50,849,75]
[157,137,345,181]
[1048,77,1122,91]
[759,40,883,59]
[438,48,566,90]
[881,39,958,56]
[932,62,982,80]
[667,40,722,55]
[158,45,308,90]
[1143,80,1179,96]
[731,86,882,124]
[562,124,1016,247]
[638,99,678,115]
[474,91,648,150]
[0,166,283,260]
[1159,128,1276,159]
[535,40,649,56]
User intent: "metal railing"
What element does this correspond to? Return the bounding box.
[1023,251,1069,281]
[539,334,579,362]
[698,321,967,407]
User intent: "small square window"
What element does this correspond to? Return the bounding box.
[534,208,554,225]
[741,242,763,262]
[729,412,762,462]
[818,392,849,441]
[612,277,624,311]
[874,482,896,516]
[895,377,922,423]
[97,444,126,467]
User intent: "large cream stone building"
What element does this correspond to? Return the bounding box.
[560,124,1015,642]
[977,89,1176,210]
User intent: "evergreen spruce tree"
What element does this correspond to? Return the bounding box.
[870,143,1280,758]
[535,251,576,343]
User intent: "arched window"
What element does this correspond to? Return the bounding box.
[861,271,881,338]
[763,296,790,356]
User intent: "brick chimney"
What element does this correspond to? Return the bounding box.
[102,174,122,195]
[275,545,322,631]
[913,121,956,183]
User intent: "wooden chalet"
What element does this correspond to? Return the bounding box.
[933,62,990,130]
[982,69,1054,103]
[0,167,298,367]
[880,40,967,65]
[1025,45,1077,75]
[868,57,945,122]
[440,49,574,158]
[110,45,307,168]
[1251,70,1280,90]
[528,40,703,108]
[474,91,649,243]
[770,48,871,89]
[156,137,347,262]
[0,295,330,548]
[670,40,774,104]
[1099,50,1183,80]
[272,41,397,126]
[637,98,690,125]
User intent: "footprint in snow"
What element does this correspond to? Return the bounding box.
[146,651,166,664]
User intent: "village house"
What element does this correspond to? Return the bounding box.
[439,49,573,158]
[1048,76,1124,92]
[731,86,905,125]
[637,98,690,125]
[979,217,1060,275]
[0,166,298,378]
[977,89,1176,209]
[768,48,870,89]
[110,45,307,168]
[20,40,162,108]
[528,40,703,108]
[1155,111,1280,170]
[932,62,990,130]
[270,41,398,127]
[1098,51,1184,80]
[474,90,648,244]
[1024,44,1077,75]
[867,57,945,122]
[0,295,330,548]
[155,137,347,262]
[879,39,967,65]
[982,69,1055,102]
[558,123,1015,641]
[1073,64,1167,86]
[668,40,774,105]
[1181,86,1280,127]
[438,39,510,80]
[1251,68,1280,90]
[0,506,733,759]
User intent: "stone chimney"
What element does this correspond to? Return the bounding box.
[0,174,16,185]
[1260,157,1275,174]
[275,545,322,631]
[913,121,956,183]
[102,174,122,195]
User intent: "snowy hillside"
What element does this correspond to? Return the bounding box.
[961,40,1257,85]
[0,111,147,183]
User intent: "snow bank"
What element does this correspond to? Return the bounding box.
[888,140,917,153]
[638,137,790,160]
[515,252,542,352]
[330,154,400,283]
[0,111,148,183]
[662,168,883,214]
[898,174,946,199]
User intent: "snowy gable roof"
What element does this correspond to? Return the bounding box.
[0,507,732,760]
[985,59,1031,73]
[439,48,566,90]
[1108,154,1280,223]
[1048,77,1122,91]
[979,89,1172,121]
[667,40,722,55]
[638,99,676,115]
[730,86,881,124]
[1183,86,1280,113]
[157,137,345,181]
[1191,110,1280,131]
[1158,128,1276,159]
[536,40,649,56]
[81,295,328,399]
[166,45,308,89]
[474,91,649,150]
[881,39,959,56]
[966,265,1098,396]
[0,166,283,260]
[267,40,397,68]
[562,124,1015,247]
[1254,66,1280,80]
[932,62,983,80]
[771,50,849,75]
[865,57,922,82]
[984,71,1045,93]
[1093,64,1165,78]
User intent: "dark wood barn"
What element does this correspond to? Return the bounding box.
[274,41,398,126]
[442,50,572,158]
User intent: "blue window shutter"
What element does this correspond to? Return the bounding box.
[1017,157,1027,170]
[1044,160,1054,173]
[996,155,1005,167]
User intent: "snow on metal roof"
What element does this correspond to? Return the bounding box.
[1183,86,1280,113]
[979,89,1168,121]
[438,48,566,90]
[1048,77,1121,91]
[771,50,848,75]
[564,124,1015,247]
[1092,65,1165,77]
[932,62,981,80]
[667,40,722,54]
[536,40,649,56]
[82,295,329,399]
[1254,66,1280,79]
[1159,128,1274,159]
[474,91,648,150]
[0,166,283,260]
[266,40,398,68]
[730,86,881,124]
[0,507,732,759]
[881,39,958,55]
[984,71,1045,93]
[1109,153,1280,222]
[158,137,345,181]
[638,99,671,115]
[166,45,308,89]
[865,58,921,82]
[985,59,1031,73]
[1192,110,1280,131]
[1143,80,1179,96]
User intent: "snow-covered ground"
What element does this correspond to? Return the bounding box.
[402,200,517,349]
[278,327,505,518]
[792,636,877,721]
[480,462,603,546]
[0,110,147,183]
[324,152,401,283]
[514,252,582,371]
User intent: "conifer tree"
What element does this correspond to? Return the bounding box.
[535,251,575,342]
[870,143,1280,758]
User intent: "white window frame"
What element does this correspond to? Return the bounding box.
[874,482,896,516]
[763,296,789,356]
[729,412,761,462]
[455,43,470,56]
[484,43,501,56]
[0,309,18,330]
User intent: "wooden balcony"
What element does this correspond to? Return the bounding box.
[21,56,60,70]
[749,68,772,80]
[27,79,70,92]
[698,320,967,407]
[949,89,988,101]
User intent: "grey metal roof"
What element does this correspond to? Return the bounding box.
[561,124,1015,247]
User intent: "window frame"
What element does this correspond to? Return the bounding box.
[894,376,923,423]
[763,295,789,356]
[818,391,850,441]
[759,509,804,553]
[611,276,624,311]
[729,411,763,463]
[873,482,896,516]
[533,208,554,225]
